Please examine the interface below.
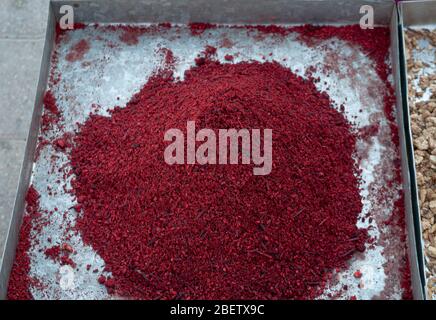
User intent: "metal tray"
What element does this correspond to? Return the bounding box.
[399,0,436,300]
[0,0,426,299]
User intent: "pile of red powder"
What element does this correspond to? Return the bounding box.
[69,60,366,299]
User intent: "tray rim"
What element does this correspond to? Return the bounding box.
[399,0,436,300]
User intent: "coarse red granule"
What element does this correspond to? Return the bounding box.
[195,45,218,66]
[70,60,367,299]
[158,22,172,29]
[248,24,402,157]
[119,26,147,45]
[48,47,61,86]
[224,54,234,62]
[385,193,413,300]
[158,48,176,69]
[400,255,413,300]
[60,255,76,268]
[95,24,171,45]
[34,138,50,161]
[290,26,401,166]
[42,90,59,116]
[395,194,412,300]
[246,25,291,36]
[44,244,76,268]
[44,245,61,260]
[289,25,412,298]
[289,25,391,81]
[65,39,90,62]
[189,22,216,35]
[7,186,40,300]
[41,90,62,132]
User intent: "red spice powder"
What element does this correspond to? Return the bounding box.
[65,39,90,62]
[288,25,412,298]
[224,54,234,62]
[195,45,218,66]
[44,244,76,268]
[189,22,217,35]
[34,138,50,161]
[7,186,40,300]
[44,245,61,260]
[289,25,390,81]
[41,90,62,132]
[158,47,176,69]
[70,60,366,299]
[119,26,147,45]
[289,26,401,166]
[158,22,172,29]
[43,90,59,116]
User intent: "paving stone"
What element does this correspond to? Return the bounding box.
[0,139,26,263]
[0,39,44,139]
[0,0,49,39]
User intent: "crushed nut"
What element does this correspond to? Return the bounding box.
[406,28,436,299]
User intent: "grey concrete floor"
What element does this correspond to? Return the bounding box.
[0,0,49,264]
